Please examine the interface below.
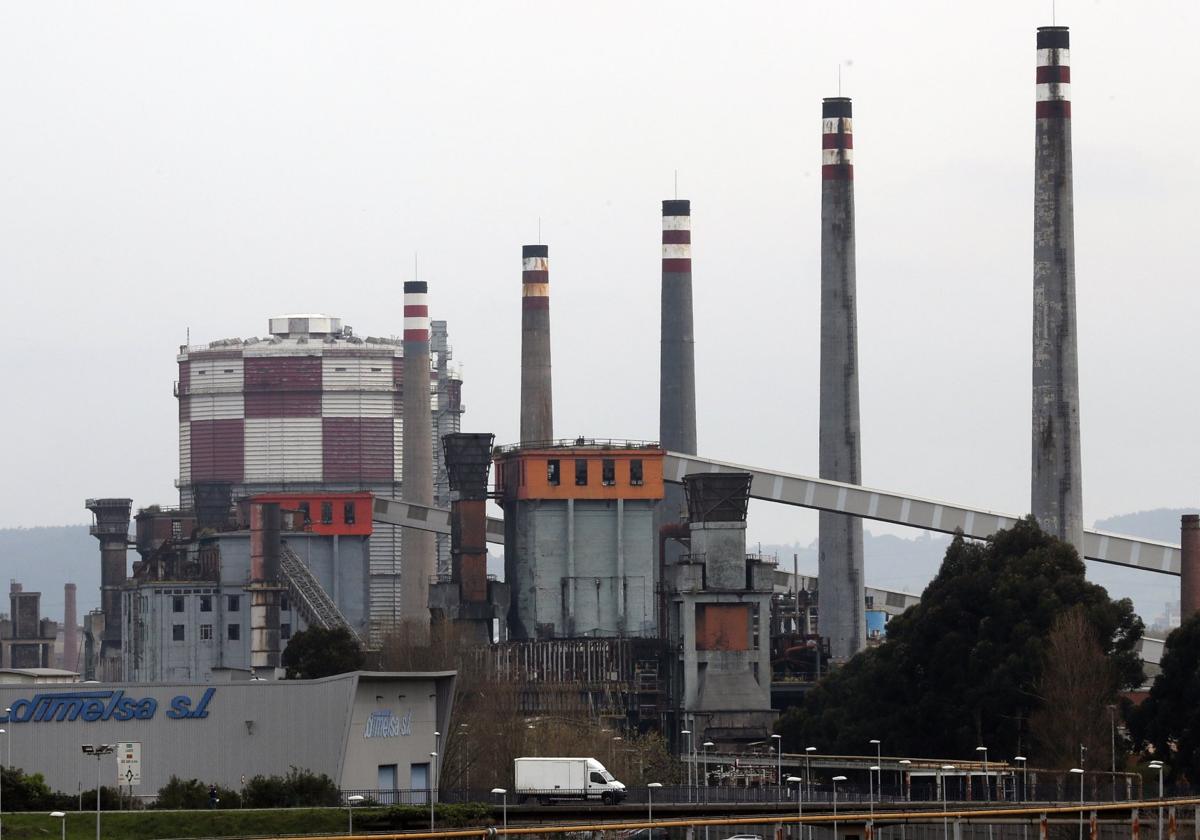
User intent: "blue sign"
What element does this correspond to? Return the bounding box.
[363,709,412,739]
[0,688,215,724]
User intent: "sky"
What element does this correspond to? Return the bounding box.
[1,2,1196,610]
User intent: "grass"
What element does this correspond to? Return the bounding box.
[0,804,493,840]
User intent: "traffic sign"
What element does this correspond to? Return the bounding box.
[116,742,141,786]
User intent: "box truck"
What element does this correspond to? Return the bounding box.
[513,757,627,804]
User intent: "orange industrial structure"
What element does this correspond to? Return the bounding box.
[246,491,374,537]
[494,440,664,503]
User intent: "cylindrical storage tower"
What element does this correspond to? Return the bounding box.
[817,97,866,660]
[1031,25,1084,553]
[1182,515,1200,619]
[520,245,553,444]
[401,281,435,637]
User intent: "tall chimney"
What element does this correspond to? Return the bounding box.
[520,245,553,444]
[1182,515,1200,619]
[817,97,866,660]
[63,582,78,673]
[659,199,698,567]
[1031,25,1084,553]
[401,280,435,637]
[249,501,283,671]
[85,498,132,665]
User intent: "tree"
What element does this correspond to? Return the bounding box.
[776,518,1144,763]
[281,625,365,679]
[1129,612,1200,783]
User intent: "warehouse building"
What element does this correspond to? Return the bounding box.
[0,670,454,798]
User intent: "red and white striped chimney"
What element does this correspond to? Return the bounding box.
[401,280,435,636]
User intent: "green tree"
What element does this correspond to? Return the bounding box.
[242,767,340,807]
[153,775,241,808]
[1129,612,1200,783]
[776,518,1143,763]
[281,625,365,679]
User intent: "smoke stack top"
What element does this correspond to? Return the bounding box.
[522,244,549,310]
[661,200,691,273]
[822,97,853,179]
[403,280,429,341]
[1036,27,1071,118]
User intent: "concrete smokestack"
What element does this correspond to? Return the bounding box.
[520,245,553,444]
[85,498,132,664]
[817,97,866,660]
[63,582,78,673]
[659,199,698,568]
[401,279,435,636]
[249,501,283,671]
[1031,25,1084,553]
[1182,515,1200,619]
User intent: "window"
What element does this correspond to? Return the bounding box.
[547,459,560,486]
[227,594,240,611]
[630,459,644,486]
[321,501,333,525]
[172,596,184,613]
[281,623,291,640]
[200,624,214,641]
[200,595,212,612]
[280,594,290,612]
[344,501,356,525]
[228,623,241,641]
[172,624,185,642]
[298,502,310,524]
[575,459,588,486]
[170,520,182,539]
[602,459,616,486]
[590,771,606,784]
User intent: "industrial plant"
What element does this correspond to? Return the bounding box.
[3,23,1197,799]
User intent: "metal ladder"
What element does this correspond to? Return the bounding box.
[279,542,362,645]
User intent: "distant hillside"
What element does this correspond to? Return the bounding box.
[0,524,98,619]
[1095,509,1197,542]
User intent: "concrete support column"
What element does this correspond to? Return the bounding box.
[566,498,576,635]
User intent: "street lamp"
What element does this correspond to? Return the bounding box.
[50,812,66,840]
[433,731,441,804]
[703,741,714,797]
[772,734,783,800]
[1,728,6,840]
[870,740,881,799]
[491,788,508,835]
[81,744,114,840]
[1149,761,1165,840]
[1014,757,1027,802]
[346,794,364,834]
[805,747,816,801]
[1070,768,1085,840]
[682,729,694,795]
[869,766,880,823]
[940,765,956,840]
[832,776,847,840]
[977,747,993,840]
[429,752,438,831]
[898,759,911,802]
[647,782,662,825]
[788,776,804,840]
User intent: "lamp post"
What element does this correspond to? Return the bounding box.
[50,812,66,840]
[1075,772,1094,840]
[772,734,783,800]
[898,759,911,802]
[869,766,879,823]
[81,744,114,840]
[682,729,694,797]
[3,708,10,766]
[429,752,438,831]
[1014,756,1027,802]
[491,788,507,835]
[940,765,956,840]
[647,782,662,825]
[832,776,847,840]
[870,740,881,800]
[1149,761,1164,840]
[788,776,804,840]
[805,747,816,802]
[977,746,993,840]
[433,731,441,804]
[1108,705,1117,802]
[703,741,714,801]
[346,794,364,834]
[0,727,6,840]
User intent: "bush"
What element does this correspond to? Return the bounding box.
[242,767,339,808]
[0,766,74,810]
[153,776,242,809]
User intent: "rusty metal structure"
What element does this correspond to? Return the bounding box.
[85,497,132,678]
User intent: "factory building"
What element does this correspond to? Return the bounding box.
[0,670,454,799]
[496,441,664,639]
[0,583,58,669]
[175,314,462,639]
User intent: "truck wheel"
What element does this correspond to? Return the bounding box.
[602,792,614,805]
[537,796,549,806]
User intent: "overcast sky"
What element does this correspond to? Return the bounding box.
[2,3,1196,600]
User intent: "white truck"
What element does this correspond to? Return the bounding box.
[514,757,627,804]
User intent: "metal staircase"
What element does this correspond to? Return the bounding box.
[279,542,363,645]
